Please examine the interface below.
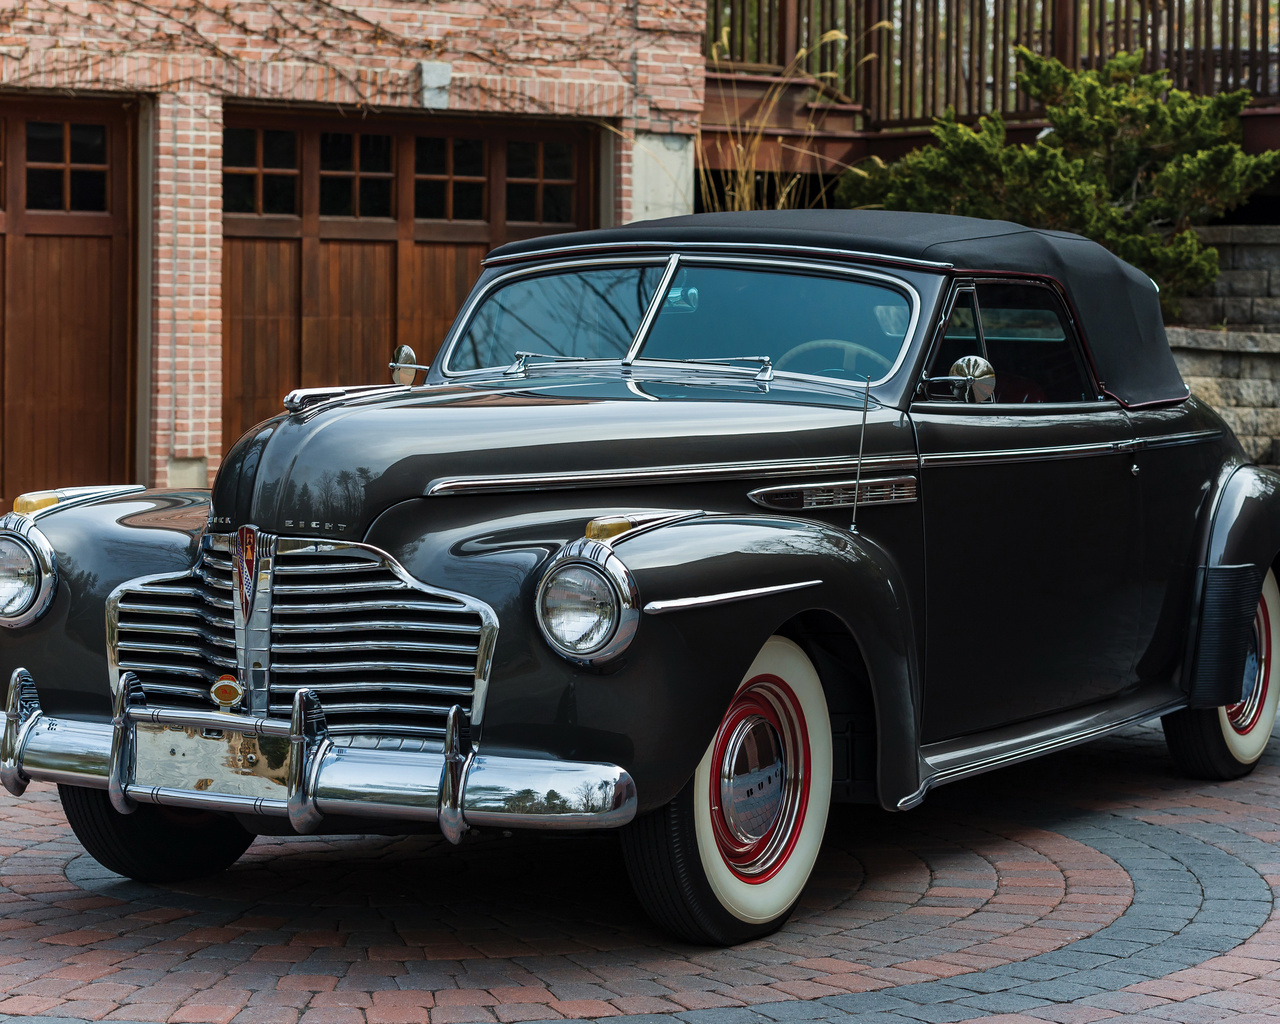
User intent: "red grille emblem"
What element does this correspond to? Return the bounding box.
[235,526,257,620]
[210,675,244,709]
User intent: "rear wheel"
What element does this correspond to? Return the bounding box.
[622,636,832,944]
[1163,568,1280,780]
[59,785,254,882]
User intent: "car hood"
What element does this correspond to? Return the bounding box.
[211,371,914,538]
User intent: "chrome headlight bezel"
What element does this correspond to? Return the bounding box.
[536,538,640,666]
[0,513,57,629]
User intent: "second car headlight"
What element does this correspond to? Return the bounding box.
[536,539,640,666]
[0,537,37,617]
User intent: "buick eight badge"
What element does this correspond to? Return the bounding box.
[1,210,1277,946]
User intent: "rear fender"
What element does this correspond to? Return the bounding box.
[1187,464,1280,707]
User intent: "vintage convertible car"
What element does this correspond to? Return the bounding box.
[1,210,1277,945]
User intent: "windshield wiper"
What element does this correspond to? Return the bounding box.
[641,355,774,383]
[503,351,588,375]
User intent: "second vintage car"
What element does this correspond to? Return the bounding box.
[0,210,1277,944]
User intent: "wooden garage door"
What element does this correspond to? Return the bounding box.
[222,111,597,449]
[0,99,134,508]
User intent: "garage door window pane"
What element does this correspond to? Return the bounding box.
[224,173,255,214]
[360,134,392,174]
[26,122,62,164]
[455,139,484,177]
[223,128,256,168]
[69,169,106,211]
[320,133,353,171]
[543,185,573,223]
[415,179,446,219]
[359,177,392,218]
[454,181,485,220]
[69,124,106,165]
[26,167,61,209]
[320,177,353,216]
[262,175,297,215]
[507,182,536,222]
[508,141,538,179]
[262,130,296,169]
[544,142,574,179]
[415,137,446,175]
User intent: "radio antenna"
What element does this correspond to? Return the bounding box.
[850,375,871,535]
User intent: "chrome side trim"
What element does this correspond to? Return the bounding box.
[0,513,59,629]
[899,694,1187,810]
[749,476,917,511]
[28,484,147,520]
[921,440,1127,468]
[644,579,823,615]
[481,239,955,271]
[427,454,920,497]
[2,671,637,833]
[1138,429,1224,450]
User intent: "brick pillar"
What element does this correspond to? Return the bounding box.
[150,90,223,489]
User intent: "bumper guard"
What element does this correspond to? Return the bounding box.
[0,669,637,842]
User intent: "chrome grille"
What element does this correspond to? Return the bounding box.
[110,552,236,709]
[109,536,492,747]
[267,542,484,742]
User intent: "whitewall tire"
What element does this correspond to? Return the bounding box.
[1163,568,1280,779]
[622,636,833,944]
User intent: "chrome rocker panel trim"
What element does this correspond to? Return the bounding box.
[0,669,638,838]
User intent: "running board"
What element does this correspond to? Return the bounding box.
[899,685,1186,809]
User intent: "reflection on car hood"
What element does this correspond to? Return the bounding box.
[211,370,911,537]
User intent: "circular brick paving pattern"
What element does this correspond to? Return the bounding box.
[0,722,1277,1024]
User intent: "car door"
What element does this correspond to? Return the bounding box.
[912,280,1143,744]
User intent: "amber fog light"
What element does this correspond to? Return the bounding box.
[536,539,640,666]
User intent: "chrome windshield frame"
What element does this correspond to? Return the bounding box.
[437,252,923,391]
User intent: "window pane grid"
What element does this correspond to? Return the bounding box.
[223,127,298,216]
[506,140,576,225]
[26,121,108,212]
[414,137,487,222]
[319,132,394,218]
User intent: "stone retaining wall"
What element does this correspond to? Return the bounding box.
[1167,326,1280,465]
[1178,225,1280,330]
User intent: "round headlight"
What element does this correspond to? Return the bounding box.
[0,537,38,618]
[538,564,619,655]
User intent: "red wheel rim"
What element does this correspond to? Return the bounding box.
[707,675,810,883]
[1227,597,1271,735]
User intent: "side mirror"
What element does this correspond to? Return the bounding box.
[390,345,430,385]
[919,355,996,403]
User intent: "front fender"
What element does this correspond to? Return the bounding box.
[0,491,211,719]
[615,515,922,811]
[1187,464,1280,706]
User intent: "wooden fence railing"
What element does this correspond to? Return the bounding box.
[705,0,1280,128]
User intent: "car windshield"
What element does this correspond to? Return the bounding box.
[447,265,667,372]
[446,261,913,382]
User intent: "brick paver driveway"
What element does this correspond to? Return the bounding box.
[0,721,1277,1024]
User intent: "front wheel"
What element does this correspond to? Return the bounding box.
[621,636,833,944]
[1163,568,1280,780]
[59,785,254,882]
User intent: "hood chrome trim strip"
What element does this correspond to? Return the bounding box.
[426,454,920,497]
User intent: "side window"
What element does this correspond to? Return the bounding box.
[976,283,1093,403]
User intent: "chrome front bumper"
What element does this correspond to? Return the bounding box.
[0,669,637,842]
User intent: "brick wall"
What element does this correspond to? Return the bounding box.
[0,1,706,487]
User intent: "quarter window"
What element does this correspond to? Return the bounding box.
[976,283,1092,403]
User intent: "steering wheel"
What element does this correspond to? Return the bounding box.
[776,339,893,378]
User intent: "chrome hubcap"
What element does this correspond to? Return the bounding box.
[1228,609,1270,735]
[719,715,786,843]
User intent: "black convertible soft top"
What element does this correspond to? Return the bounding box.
[489,210,1188,408]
